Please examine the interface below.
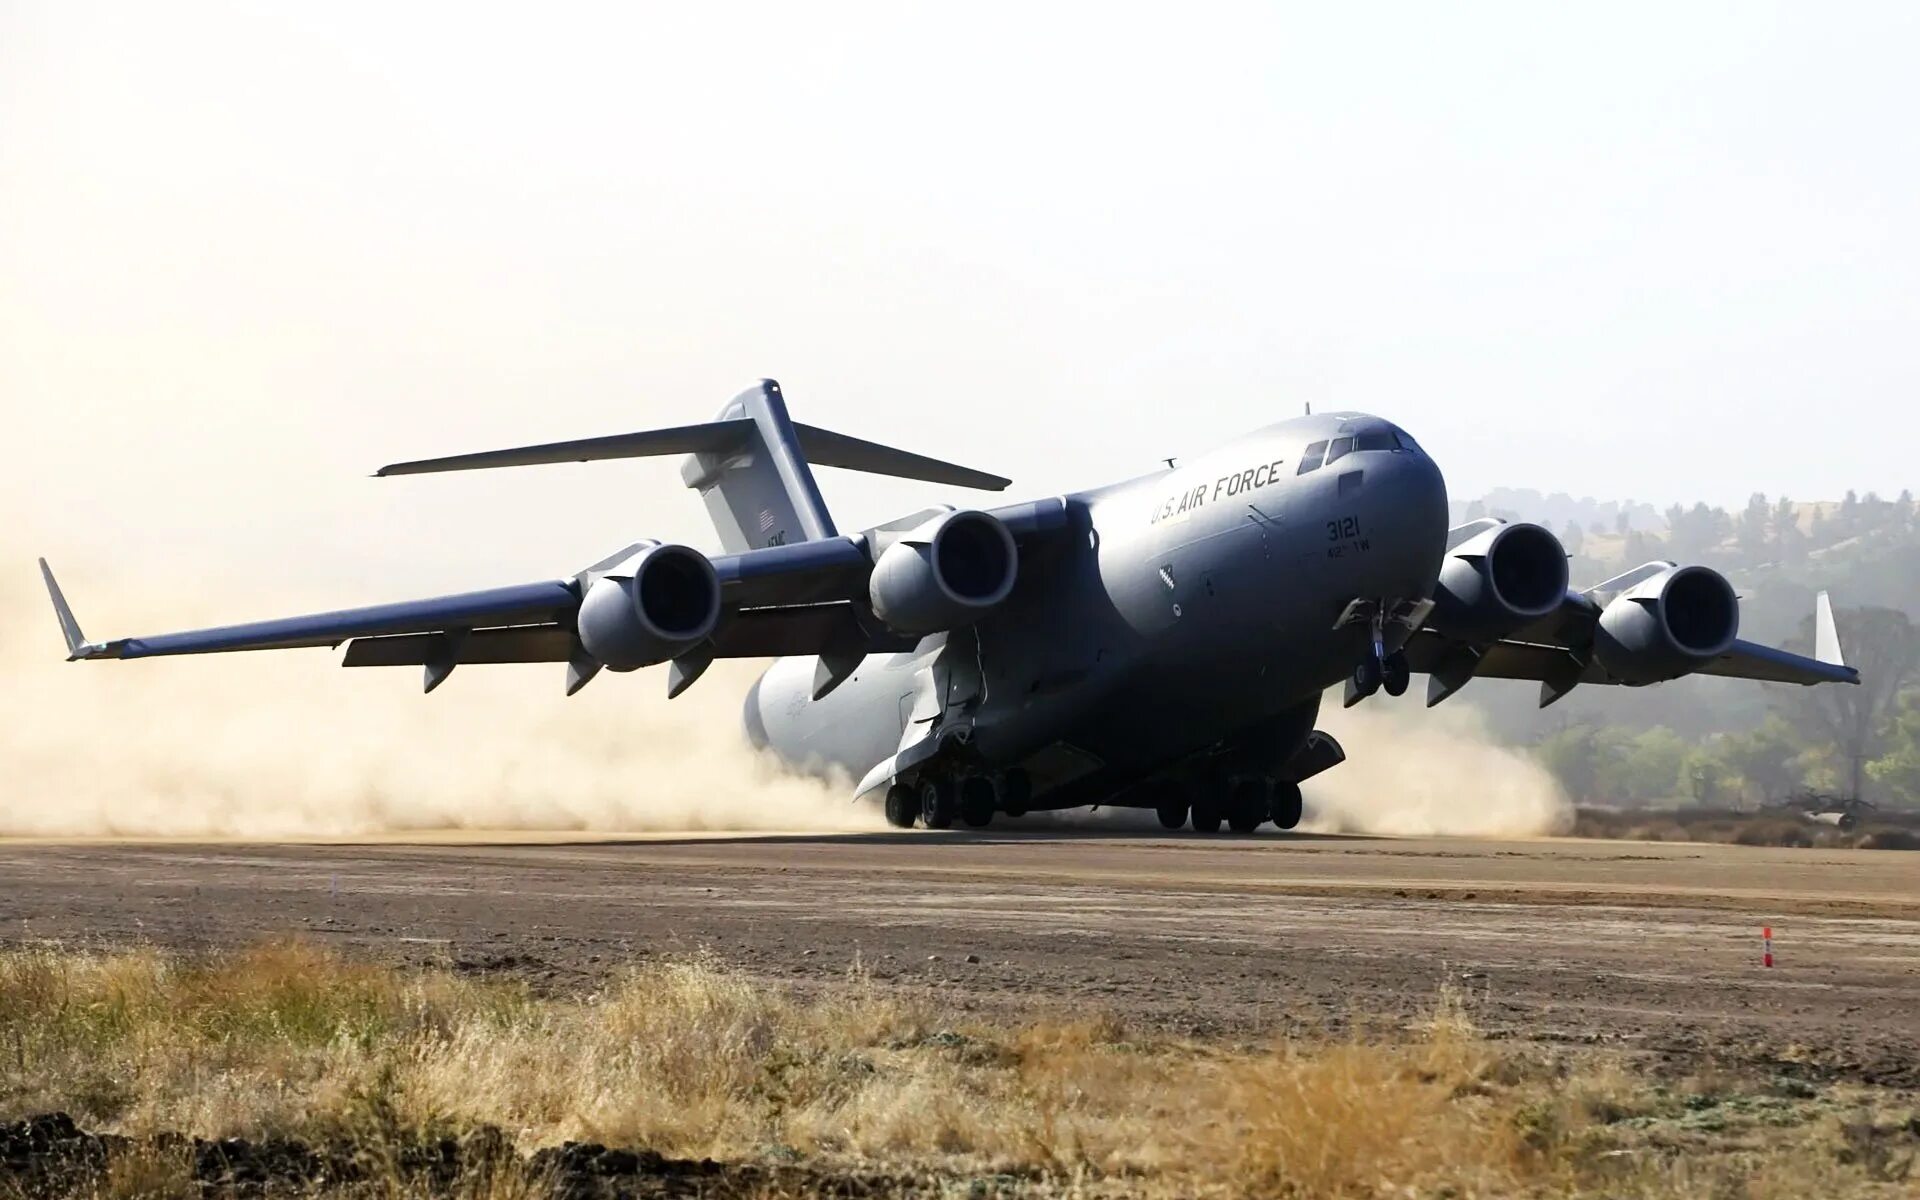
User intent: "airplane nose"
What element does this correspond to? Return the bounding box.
[1390,442,1450,578]
[1354,439,1448,595]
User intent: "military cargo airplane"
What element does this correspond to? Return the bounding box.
[40,380,1858,832]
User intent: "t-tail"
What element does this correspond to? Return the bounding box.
[375,379,1010,551]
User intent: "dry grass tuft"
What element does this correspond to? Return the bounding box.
[0,941,1910,1198]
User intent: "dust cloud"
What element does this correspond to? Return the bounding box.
[1303,688,1573,837]
[0,537,880,839]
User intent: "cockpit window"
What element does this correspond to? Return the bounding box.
[1356,429,1395,453]
[1324,436,1354,465]
[1393,429,1420,453]
[1297,440,1327,474]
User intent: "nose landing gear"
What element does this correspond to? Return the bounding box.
[1341,600,1419,706]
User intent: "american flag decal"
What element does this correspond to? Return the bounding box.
[758,509,777,532]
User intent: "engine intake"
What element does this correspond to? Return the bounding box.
[576,544,721,671]
[870,510,1018,634]
[1593,564,1739,684]
[1428,522,1569,642]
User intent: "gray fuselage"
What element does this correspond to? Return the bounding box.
[743,412,1449,808]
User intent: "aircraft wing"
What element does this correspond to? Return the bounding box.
[1408,631,1857,686]
[1402,577,1857,708]
[37,497,1070,696]
[40,564,579,661]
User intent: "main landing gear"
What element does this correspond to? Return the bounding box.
[883,783,916,828]
[1177,775,1304,834]
[886,768,1031,830]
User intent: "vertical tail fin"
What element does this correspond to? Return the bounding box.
[679,380,837,552]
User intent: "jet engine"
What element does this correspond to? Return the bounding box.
[1593,565,1739,684]
[869,510,1018,634]
[576,544,721,671]
[1427,522,1569,641]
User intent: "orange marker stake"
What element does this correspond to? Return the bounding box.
[1762,926,1774,968]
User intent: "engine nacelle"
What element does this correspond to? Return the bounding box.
[1428,522,1569,642]
[1593,564,1739,684]
[869,510,1018,634]
[576,544,721,671]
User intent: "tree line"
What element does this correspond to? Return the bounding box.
[1451,487,1920,810]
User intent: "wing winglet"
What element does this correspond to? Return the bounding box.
[38,559,114,661]
[1814,590,1845,667]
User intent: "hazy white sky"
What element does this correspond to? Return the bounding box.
[4,1,1916,597]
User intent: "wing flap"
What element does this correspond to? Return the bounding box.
[710,603,918,659]
[1403,631,1603,683]
[342,625,575,667]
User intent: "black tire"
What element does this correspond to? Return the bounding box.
[958,776,997,828]
[1227,777,1267,833]
[1351,655,1383,698]
[1191,800,1223,833]
[883,783,917,829]
[1001,768,1033,817]
[919,775,956,830]
[1382,651,1411,698]
[1156,802,1188,830]
[1270,781,1304,830]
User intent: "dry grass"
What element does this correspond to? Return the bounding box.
[1571,806,1920,850]
[0,942,1914,1198]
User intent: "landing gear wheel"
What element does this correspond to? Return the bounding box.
[1270,781,1304,831]
[1381,651,1411,698]
[919,775,956,830]
[1351,655,1383,699]
[1227,777,1268,833]
[883,783,917,829]
[958,776,997,828]
[1000,769,1032,818]
[1153,777,1190,830]
[1190,799,1223,833]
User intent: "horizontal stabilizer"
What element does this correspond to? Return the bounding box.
[376,420,754,477]
[375,416,1008,491]
[790,425,1009,490]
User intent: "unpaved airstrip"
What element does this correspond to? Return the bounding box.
[3,832,1916,1087]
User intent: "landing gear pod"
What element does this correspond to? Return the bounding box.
[576,544,721,671]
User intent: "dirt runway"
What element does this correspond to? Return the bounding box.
[3,832,1916,1086]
